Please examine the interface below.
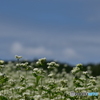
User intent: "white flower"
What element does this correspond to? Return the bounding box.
[83,71,88,75]
[48,73,54,77]
[33,68,39,71]
[0,60,4,64]
[75,87,85,91]
[15,55,22,59]
[71,67,80,74]
[34,95,41,99]
[47,62,59,67]
[36,58,46,65]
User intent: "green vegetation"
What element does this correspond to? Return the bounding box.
[0,55,99,100]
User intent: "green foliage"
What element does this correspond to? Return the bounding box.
[0,56,99,100]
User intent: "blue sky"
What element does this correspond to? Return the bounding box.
[0,0,100,65]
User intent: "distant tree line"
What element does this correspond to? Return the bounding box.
[4,60,100,77]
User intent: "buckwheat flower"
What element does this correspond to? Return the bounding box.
[33,95,41,99]
[56,87,60,90]
[15,55,22,59]
[0,65,4,69]
[38,57,46,62]
[14,95,22,99]
[83,71,88,75]
[87,85,94,89]
[94,87,98,91]
[28,65,33,69]
[33,68,42,74]
[47,66,53,69]
[71,67,80,74]
[20,63,26,67]
[0,72,5,77]
[16,63,20,67]
[89,79,96,85]
[9,96,13,99]
[9,87,15,91]
[16,62,28,68]
[20,62,28,67]
[0,60,4,65]
[42,85,49,90]
[36,61,39,65]
[60,87,67,91]
[33,68,39,72]
[20,76,25,82]
[28,83,33,87]
[9,79,16,85]
[67,99,71,100]
[76,63,83,69]
[48,73,54,77]
[19,99,25,100]
[89,76,95,79]
[23,92,30,96]
[47,62,59,67]
[75,87,85,91]
[79,77,86,82]
[36,58,46,65]
[60,79,68,83]
[87,83,92,86]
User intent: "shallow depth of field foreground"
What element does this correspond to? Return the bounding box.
[0,55,100,100]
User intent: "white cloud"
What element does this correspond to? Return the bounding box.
[63,48,81,60]
[11,42,23,54]
[11,42,52,56]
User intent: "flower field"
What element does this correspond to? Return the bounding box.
[0,56,100,100]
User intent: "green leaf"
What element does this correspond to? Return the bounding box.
[0,96,8,100]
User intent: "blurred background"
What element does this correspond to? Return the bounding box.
[0,0,100,65]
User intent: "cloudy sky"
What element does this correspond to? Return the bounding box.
[0,0,100,65]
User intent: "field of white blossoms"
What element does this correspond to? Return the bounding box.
[0,55,100,100]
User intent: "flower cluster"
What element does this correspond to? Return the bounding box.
[0,56,99,100]
[36,58,46,66]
